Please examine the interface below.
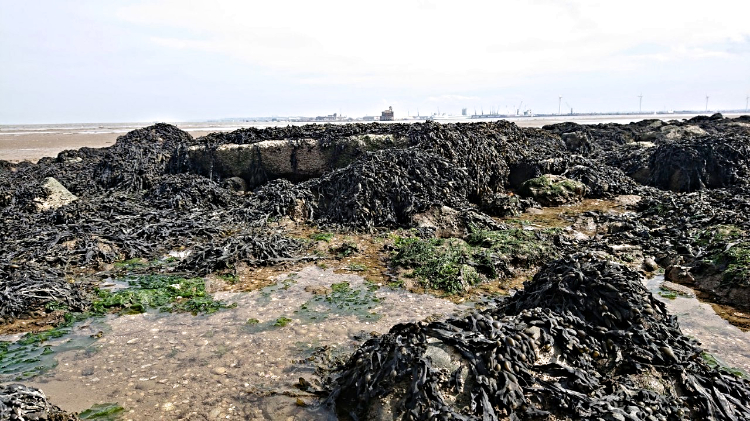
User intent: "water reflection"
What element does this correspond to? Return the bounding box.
[642,275,750,375]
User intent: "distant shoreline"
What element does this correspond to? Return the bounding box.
[1,113,745,163]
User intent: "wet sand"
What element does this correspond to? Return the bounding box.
[23,266,469,419]
[0,130,212,163]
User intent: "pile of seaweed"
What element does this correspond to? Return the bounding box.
[0,383,76,421]
[326,255,750,420]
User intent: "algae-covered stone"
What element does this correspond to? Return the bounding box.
[517,174,585,206]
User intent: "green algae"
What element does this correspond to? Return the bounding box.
[79,403,126,420]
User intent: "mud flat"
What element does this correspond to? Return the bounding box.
[3,115,750,419]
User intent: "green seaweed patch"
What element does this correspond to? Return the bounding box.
[113,256,180,274]
[658,289,678,300]
[274,317,293,327]
[217,273,238,285]
[79,403,126,420]
[113,258,148,269]
[310,232,335,242]
[391,227,559,294]
[695,225,744,247]
[295,281,381,322]
[346,263,368,272]
[701,351,747,379]
[1,313,102,381]
[465,227,559,262]
[92,275,236,316]
[719,242,750,287]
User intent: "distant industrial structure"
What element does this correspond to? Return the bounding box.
[314,113,346,122]
[380,106,394,121]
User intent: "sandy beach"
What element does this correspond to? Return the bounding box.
[0,129,213,163]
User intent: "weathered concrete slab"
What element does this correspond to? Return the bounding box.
[34,177,78,211]
[186,134,408,190]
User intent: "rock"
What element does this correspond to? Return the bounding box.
[642,257,659,272]
[211,367,227,375]
[411,206,465,238]
[517,174,586,206]
[561,131,592,153]
[33,177,78,211]
[666,265,695,285]
[480,193,534,217]
[661,125,707,140]
[186,134,408,190]
[660,280,695,298]
[222,176,247,192]
[304,285,332,295]
[0,384,77,420]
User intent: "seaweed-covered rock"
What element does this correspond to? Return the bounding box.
[307,148,473,228]
[518,174,585,206]
[327,255,750,420]
[0,384,77,421]
[645,135,749,192]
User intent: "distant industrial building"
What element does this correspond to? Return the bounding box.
[315,113,344,122]
[380,106,394,121]
[462,108,468,116]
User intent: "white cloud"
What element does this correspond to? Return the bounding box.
[115,0,749,92]
[2,0,748,122]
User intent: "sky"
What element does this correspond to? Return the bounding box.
[1,0,749,124]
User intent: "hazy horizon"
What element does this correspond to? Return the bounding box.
[2,0,749,124]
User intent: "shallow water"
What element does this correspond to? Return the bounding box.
[643,275,750,375]
[22,266,469,420]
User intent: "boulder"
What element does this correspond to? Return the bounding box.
[33,177,78,211]
[517,174,585,206]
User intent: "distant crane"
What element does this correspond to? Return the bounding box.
[517,101,524,116]
[638,94,643,113]
[565,102,573,115]
[558,96,562,115]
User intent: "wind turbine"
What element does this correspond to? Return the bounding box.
[705,95,709,113]
[638,94,643,113]
[558,96,562,115]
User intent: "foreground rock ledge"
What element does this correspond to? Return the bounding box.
[327,255,750,420]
